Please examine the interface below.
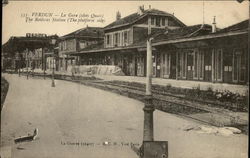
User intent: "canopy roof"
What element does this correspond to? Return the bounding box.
[2,35,58,56]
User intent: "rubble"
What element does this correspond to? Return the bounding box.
[14,128,38,143]
[184,125,241,136]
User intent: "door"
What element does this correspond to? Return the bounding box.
[123,57,128,75]
[232,49,246,83]
[170,52,176,79]
[223,49,233,83]
[212,49,223,82]
[152,52,157,77]
[134,55,138,76]
[187,50,194,80]
[204,49,212,82]
[156,52,161,77]
[193,49,204,80]
[176,51,187,80]
[136,55,145,77]
[162,52,171,78]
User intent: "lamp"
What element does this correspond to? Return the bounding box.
[51,36,56,87]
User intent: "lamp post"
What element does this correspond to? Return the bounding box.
[51,53,55,87]
[26,49,29,80]
[143,15,154,142]
[17,54,21,77]
[136,13,168,158]
[51,37,56,87]
[18,60,20,77]
[42,48,46,80]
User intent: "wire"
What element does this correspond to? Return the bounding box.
[202,0,205,25]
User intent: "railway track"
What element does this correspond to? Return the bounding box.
[78,80,248,128]
[91,80,246,112]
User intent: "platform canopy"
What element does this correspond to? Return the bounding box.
[2,35,58,57]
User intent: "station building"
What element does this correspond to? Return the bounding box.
[66,6,248,85]
[58,27,104,71]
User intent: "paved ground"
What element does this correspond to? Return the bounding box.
[1,74,248,158]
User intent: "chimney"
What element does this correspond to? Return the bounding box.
[116,11,121,21]
[212,16,217,33]
[137,5,144,15]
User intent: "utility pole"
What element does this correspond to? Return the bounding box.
[143,15,155,142]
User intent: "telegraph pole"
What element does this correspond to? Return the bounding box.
[143,15,154,141]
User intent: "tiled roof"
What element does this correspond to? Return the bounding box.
[79,41,104,51]
[68,20,248,54]
[104,8,185,30]
[105,13,140,30]
[60,27,104,39]
[153,24,212,42]
[152,20,248,46]
[214,19,248,34]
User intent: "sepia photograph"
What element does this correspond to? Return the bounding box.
[1,0,249,158]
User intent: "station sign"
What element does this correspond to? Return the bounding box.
[26,33,47,38]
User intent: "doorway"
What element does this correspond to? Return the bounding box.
[187,51,194,80]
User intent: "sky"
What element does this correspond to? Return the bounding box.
[2,1,249,44]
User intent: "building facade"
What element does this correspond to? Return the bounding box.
[152,20,248,84]
[73,6,185,76]
[58,27,104,71]
[67,7,248,85]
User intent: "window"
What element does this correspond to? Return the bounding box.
[151,17,155,25]
[79,41,87,49]
[156,17,161,27]
[162,17,165,26]
[168,18,175,26]
[63,41,66,50]
[114,33,118,46]
[124,31,128,44]
[106,34,110,45]
[60,43,63,51]
[117,33,120,46]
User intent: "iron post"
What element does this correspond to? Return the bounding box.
[51,54,55,87]
[26,50,29,80]
[143,15,154,142]
[18,59,20,77]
